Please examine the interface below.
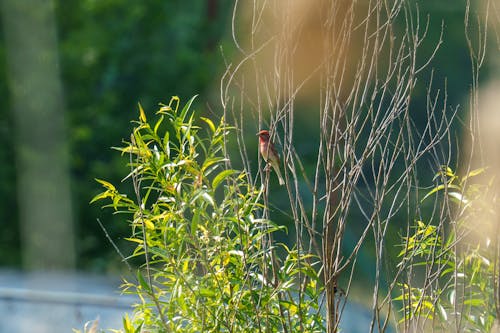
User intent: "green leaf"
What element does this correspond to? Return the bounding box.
[95,178,116,191]
[462,167,487,183]
[180,95,197,119]
[201,191,215,206]
[163,131,170,158]
[421,184,461,202]
[202,156,227,172]
[212,169,237,190]
[89,191,113,204]
[464,298,485,307]
[189,189,215,207]
[200,116,216,133]
[280,300,298,315]
[122,313,134,333]
[447,191,469,205]
[124,237,143,244]
[153,115,164,135]
[169,95,180,113]
[437,304,448,321]
[191,208,200,234]
[138,102,147,123]
[149,246,169,259]
[133,322,143,333]
[136,270,152,293]
[199,288,216,297]
[434,165,455,180]
[143,219,155,230]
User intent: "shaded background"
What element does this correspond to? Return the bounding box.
[0,0,496,276]
[0,0,232,272]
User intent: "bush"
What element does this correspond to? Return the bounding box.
[395,166,497,332]
[91,96,324,332]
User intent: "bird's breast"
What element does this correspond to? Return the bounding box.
[259,142,269,161]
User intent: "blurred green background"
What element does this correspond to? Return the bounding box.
[0,0,496,273]
[0,0,232,272]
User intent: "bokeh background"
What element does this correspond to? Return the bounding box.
[0,0,233,272]
[0,0,497,278]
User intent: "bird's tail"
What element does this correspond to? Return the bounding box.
[273,164,285,186]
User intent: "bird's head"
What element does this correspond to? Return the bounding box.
[256,130,270,140]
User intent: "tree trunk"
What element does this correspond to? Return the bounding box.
[1,0,75,270]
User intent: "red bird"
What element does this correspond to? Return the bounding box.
[257,130,285,185]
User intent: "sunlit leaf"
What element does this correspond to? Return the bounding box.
[462,167,487,183]
[201,192,215,206]
[89,191,113,204]
[437,304,448,321]
[122,313,134,333]
[280,300,298,316]
[124,237,143,244]
[138,102,147,123]
[179,95,197,119]
[200,288,216,297]
[95,178,116,191]
[464,298,485,307]
[143,219,155,230]
[153,115,164,135]
[447,191,469,205]
[200,116,216,133]
[421,184,461,202]
[169,95,180,113]
[228,250,244,257]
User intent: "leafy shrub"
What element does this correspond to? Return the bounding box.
[91,96,324,332]
[395,167,496,332]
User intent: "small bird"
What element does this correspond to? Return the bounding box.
[257,129,285,185]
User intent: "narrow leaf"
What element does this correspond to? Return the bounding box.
[200,117,216,133]
[95,178,116,191]
[421,184,461,202]
[212,169,237,190]
[138,102,147,123]
[136,270,152,293]
[462,167,487,183]
[180,95,197,119]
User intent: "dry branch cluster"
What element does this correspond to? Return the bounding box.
[220,0,498,332]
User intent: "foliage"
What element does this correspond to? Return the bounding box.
[0,0,490,273]
[92,96,324,332]
[395,166,497,332]
[59,0,232,270]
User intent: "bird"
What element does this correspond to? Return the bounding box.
[257,129,285,185]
